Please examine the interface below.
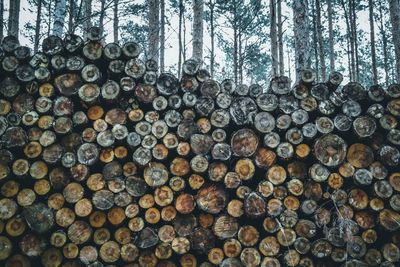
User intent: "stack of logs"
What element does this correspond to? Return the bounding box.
[0,27,400,267]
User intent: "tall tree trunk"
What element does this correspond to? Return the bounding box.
[160,0,165,72]
[148,0,160,65]
[293,0,311,81]
[178,0,184,77]
[53,0,67,37]
[99,0,106,36]
[68,0,74,33]
[238,30,243,83]
[233,25,238,84]
[369,0,378,84]
[327,0,335,71]
[34,0,43,53]
[389,0,400,83]
[192,0,204,62]
[83,0,92,34]
[277,0,284,76]
[208,1,215,78]
[113,0,119,42]
[379,2,389,85]
[8,0,20,38]
[315,0,326,81]
[270,0,279,77]
[0,0,4,41]
[311,0,319,79]
[341,0,354,81]
[351,0,360,81]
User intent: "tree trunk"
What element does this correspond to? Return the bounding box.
[292,0,311,81]
[238,30,243,83]
[209,1,215,78]
[68,0,74,33]
[270,0,278,77]
[192,0,204,62]
[99,0,106,36]
[341,0,354,81]
[83,0,92,34]
[233,25,238,84]
[327,0,335,71]
[369,0,378,84]
[389,0,400,83]
[34,0,43,53]
[311,0,319,80]
[8,0,21,38]
[315,0,326,81]
[53,0,67,37]
[0,0,4,41]
[351,0,360,81]
[379,2,389,85]
[113,0,119,43]
[277,0,284,76]
[178,0,184,77]
[148,0,160,65]
[160,0,165,72]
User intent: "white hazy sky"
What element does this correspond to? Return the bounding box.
[4,0,373,85]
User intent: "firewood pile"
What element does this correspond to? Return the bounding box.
[0,28,400,267]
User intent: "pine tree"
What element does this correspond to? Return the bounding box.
[0,0,4,41]
[192,0,204,62]
[53,0,67,37]
[270,0,278,77]
[8,0,21,38]
[293,0,311,81]
[148,0,160,65]
[389,0,400,83]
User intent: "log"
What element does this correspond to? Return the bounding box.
[0,32,398,267]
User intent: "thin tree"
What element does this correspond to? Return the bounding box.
[99,0,106,36]
[378,1,389,85]
[113,0,119,42]
[192,0,204,62]
[270,0,279,77]
[311,0,319,79]
[315,0,326,81]
[68,0,74,33]
[53,0,67,37]
[0,0,4,41]
[369,0,378,84]
[293,0,311,81]
[178,0,184,77]
[327,0,335,71]
[148,0,160,65]
[277,0,284,76]
[341,0,354,81]
[8,0,21,38]
[160,0,165,72]
[389,0,400,83]
[34,0,43,52]
[207,0,216,78]
[83,0,92,33]
[351,0,360,81]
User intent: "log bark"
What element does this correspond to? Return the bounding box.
[192,0,204,62]
[53,0,67,37]
[293,0,311,81]
[148,0,160,65]
[389,0,400,83]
